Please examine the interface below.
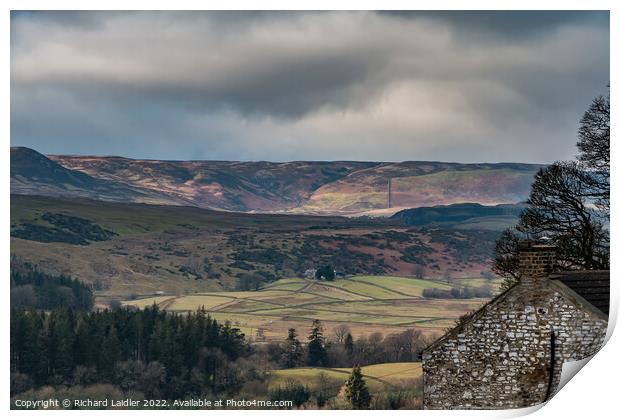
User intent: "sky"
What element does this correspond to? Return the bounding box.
[10,11,609,163]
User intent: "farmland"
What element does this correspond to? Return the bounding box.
[270,362,422,392]
[119,275,499,340]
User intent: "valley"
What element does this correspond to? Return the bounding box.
[11,195,502,296]
[10,148,521,409]
[117,276,500,341]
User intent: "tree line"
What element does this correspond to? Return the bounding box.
[267,320,428,369]
[422,285,492,299]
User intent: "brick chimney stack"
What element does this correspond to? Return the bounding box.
[518,241,556,279]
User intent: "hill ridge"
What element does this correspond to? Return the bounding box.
[11,146,542,215]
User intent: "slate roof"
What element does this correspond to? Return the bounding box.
[550,270,610,316]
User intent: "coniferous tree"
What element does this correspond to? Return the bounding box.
[281,328,303,368]
[315,265,335,281]
[99,326,121,381]
[307,319,328,366]
[33,314,50,385]
[11,309,39,376]
[344,332,354,356]
[48,310,75,379]
[344,365,371,409]
[73,320,90,367]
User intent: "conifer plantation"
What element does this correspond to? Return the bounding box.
[10,306,253,399]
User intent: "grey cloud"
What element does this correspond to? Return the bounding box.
[381,10,608,40]
[10,11,610,163]
[12,12,400,117]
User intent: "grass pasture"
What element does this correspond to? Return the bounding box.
[269,362,422,392]
[126,275,498,341]
[121,295,175,309]
[350,275,452,296]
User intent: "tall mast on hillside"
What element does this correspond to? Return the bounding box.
[387,178,392,208]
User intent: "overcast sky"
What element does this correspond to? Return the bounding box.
[10,11,609,163]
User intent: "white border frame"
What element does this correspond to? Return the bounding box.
[2,2,616,419]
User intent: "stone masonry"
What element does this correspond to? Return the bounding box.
[422,243,609,409]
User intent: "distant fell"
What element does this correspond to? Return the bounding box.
[11,147,542,215]
[10,147,179,205]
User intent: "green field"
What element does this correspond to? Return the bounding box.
[270,362,422,392]
[121,275,497,341]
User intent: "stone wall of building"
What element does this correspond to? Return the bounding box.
[422,278,607,409]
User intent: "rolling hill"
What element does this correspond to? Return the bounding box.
[10,147,181,205]
[297,162,539,215]
[391,202,526,231]
[11,147,542,215]
[11,195,501,294]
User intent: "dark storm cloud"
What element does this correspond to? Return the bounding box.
[12,11,392,118]
[381,10,608,40]
[10,11,610,162]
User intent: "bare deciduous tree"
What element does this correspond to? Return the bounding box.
[493,88,610,288]
[577,87,610,215]
[333,324,351,345]
[520,162,609,270]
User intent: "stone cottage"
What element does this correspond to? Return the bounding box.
[422,242,609,409]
